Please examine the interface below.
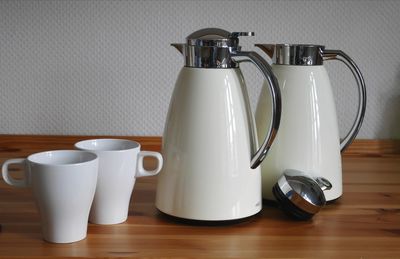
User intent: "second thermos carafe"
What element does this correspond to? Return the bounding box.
[255,44,366,202]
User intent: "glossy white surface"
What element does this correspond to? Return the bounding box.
[255,65,342,201]
[75,139,163,225]
[2,150,98,243]
[156,67,262,221]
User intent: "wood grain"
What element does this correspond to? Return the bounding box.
[1,134,399,156]
[0,134,162,154]
[343,139,400,156]
[0,135,399,258]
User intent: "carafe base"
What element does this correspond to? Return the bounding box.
[157,209,261,226]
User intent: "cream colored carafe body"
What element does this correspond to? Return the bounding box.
[256,65,342,201]
[156,68,262,220]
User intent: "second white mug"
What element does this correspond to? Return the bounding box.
[75,139,163,225]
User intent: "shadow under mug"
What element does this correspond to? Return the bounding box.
[2,150,98,243]
[74,139,163,225]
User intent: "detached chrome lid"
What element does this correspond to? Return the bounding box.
[256,44,325,65]
[172,28,254,68]
[273,169,332,220]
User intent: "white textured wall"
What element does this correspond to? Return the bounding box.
[1,0,399,139]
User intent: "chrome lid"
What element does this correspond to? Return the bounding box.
[256,44,325,65]
[172,28,255,68]
[187,28,254,48]
[273,169,332,220]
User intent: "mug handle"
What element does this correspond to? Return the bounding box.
[2,158,28,187]
[322,49,367,152]
[136,151,163,177]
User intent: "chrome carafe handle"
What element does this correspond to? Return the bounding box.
[232,51,282,169]
[322,49,367,152]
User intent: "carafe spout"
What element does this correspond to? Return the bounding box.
[171,43,185,55]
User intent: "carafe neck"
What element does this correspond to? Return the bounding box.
[256,44,325,66]
[175,45,240,68]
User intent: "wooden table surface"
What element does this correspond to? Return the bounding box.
[0,135,399,258]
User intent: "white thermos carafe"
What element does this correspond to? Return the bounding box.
[255,44,366,202]
[156,29,282,221]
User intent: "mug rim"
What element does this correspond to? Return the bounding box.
[28,150,98,166]
[74,138,140,152]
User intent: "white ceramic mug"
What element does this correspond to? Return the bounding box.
[75,139,163,225]
[2,150,98,243]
